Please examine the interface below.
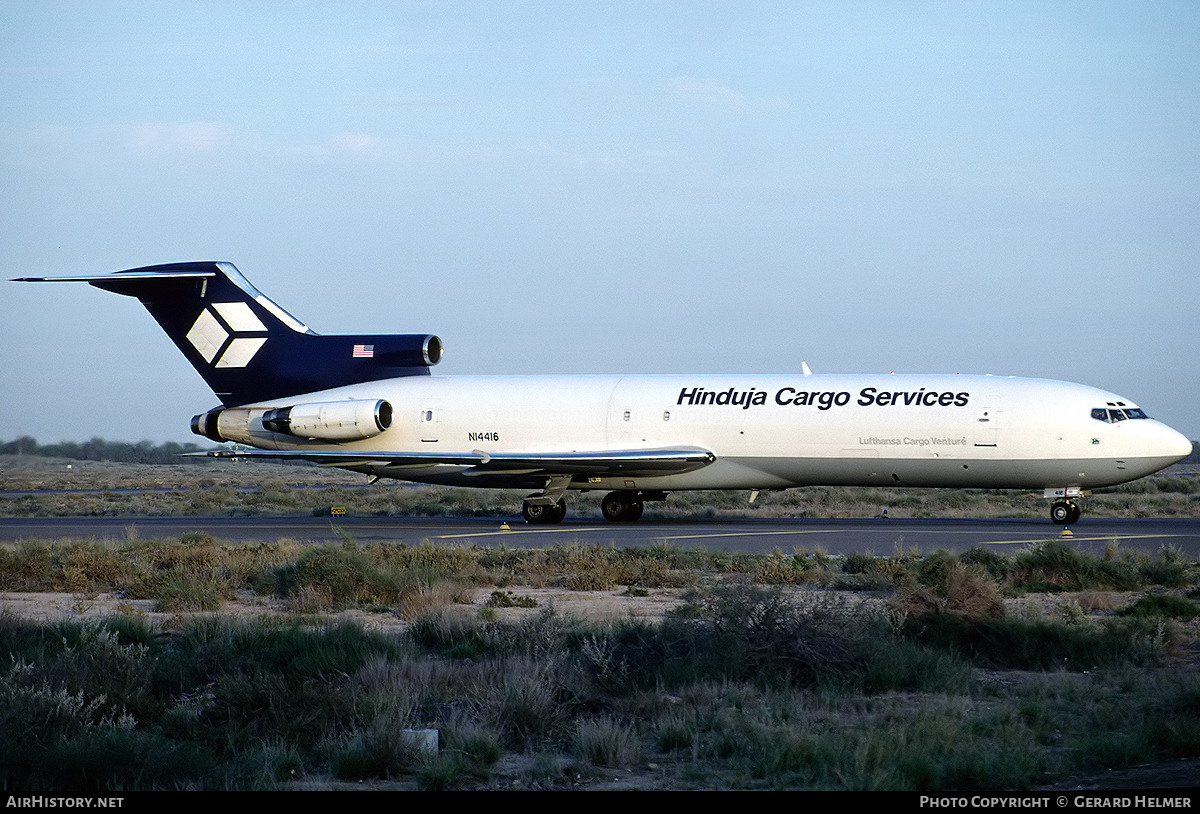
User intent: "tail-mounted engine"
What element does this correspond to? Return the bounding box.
[192,399,392,444]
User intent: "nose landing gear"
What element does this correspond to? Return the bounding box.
[1050,499,1081,525]
[1045,487,1087,525]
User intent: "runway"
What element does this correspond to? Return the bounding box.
[2,515,1198,557]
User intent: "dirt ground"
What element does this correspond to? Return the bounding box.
[0,584,679,630]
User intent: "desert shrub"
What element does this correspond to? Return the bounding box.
[893,558,1005,621]
[756,550,821,585]
[154,572,230,612]
[575,716,642,767]
[0,541,57,590]
[276,543,400,607]
[0,541,141,593]
[487,590,538,608]
[898,614,1170,670]
[414,752,474,790]
[413,721,504,790]
[409,610,504,660]
[916,550,959,589]
[842,552,874,574]
[371,542,478,576]
[270,542,473,613]
[444,725,503,772]
[861,639,974,694]
[1010,540,1195,593]
[0,620,185,789]
[1009,540,1147,592]
[655,711,697,752]
[35,727,216,791]
[472,654,581,745]
[58,543,133,594]
[548,545,619,591]
[1138,546,1193,588]
[1118,594,1200,621]
[663,579,874,686]
[959,546,1010,582]
[330,726,422,781]
[169,618,401,693]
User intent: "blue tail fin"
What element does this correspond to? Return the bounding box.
[16,262,441,405]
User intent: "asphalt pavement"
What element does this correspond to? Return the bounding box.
[2,515,1197,557]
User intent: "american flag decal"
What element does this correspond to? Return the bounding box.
[352,344,374,358]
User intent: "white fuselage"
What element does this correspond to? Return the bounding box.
[223,373,1191,494]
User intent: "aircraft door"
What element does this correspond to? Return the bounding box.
[974,407,1000,449]
[605,378,637,447]
[419,404,441,443]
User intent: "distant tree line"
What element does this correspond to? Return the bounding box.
[1,436,209,464]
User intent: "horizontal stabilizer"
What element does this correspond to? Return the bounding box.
[13,270,216,285]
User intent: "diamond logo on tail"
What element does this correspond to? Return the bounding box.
[186,303,268,368]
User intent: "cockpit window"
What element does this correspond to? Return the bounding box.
[1092,407,1149,423]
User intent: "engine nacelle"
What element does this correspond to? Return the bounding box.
[192,399,392,443]
[263,399,393,440]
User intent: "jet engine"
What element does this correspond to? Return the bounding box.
[262,400,393,440]
[192,399,392,443]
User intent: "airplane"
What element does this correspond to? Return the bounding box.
[15,261,1192,525]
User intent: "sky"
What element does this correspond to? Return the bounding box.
[1,1,1197,444]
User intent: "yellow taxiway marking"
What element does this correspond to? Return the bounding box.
[977,533,1190,546]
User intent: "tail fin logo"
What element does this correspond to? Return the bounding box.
[186,302,268,368]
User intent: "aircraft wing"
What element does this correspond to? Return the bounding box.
[190,447,716,478]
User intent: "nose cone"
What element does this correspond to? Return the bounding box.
[1157,421,1194,462]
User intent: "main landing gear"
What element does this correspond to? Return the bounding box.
[521,489,666,524]
[600,490,666,522]
[600,491,644,522]
[522,497,567,524]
